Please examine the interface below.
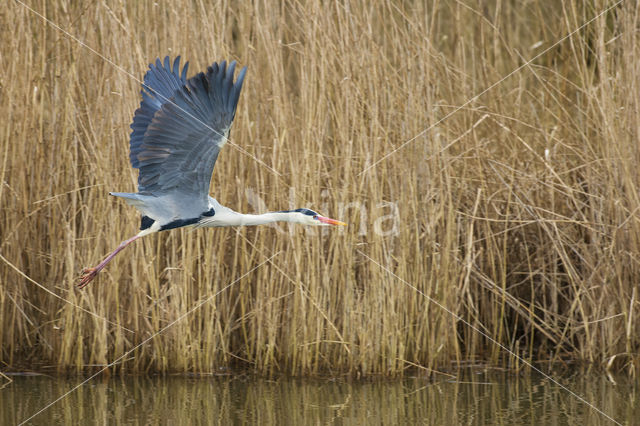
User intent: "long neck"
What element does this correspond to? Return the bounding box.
[205,209,301,227]
[234,211,297,226]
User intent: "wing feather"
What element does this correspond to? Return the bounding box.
[129,56,189,169]
[131,59,247,209]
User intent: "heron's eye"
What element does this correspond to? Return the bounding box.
[313,215,319,220]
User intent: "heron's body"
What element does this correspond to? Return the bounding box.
[79,56,345,288]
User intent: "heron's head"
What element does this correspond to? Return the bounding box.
[288,208,347,226]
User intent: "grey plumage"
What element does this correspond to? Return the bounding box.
[78,55,345,289]
[111,56,247,224]
[129,56,189,169]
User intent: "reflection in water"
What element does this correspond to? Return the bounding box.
[4,370,638,425]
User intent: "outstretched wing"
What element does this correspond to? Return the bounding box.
[131,59,247,207]
[130,56,189,169]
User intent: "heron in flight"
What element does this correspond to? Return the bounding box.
[79,56,345,288]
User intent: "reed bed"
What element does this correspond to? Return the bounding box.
[1,0,638,376]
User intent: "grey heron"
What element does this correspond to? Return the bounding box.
[78,56,346,288]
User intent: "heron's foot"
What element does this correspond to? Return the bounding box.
[78,267,98,289]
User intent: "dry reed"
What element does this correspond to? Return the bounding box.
[1,0,638,377]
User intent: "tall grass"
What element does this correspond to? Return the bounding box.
[1,0,638,376]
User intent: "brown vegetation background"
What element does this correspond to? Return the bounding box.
[1,0,639,376]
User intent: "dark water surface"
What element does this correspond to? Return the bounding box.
[4,369,638,425]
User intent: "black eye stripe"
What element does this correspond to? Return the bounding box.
[277,208,318,216]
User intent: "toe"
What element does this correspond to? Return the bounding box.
[77,270,97,289]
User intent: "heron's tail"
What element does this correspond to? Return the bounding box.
[109,192,148,210]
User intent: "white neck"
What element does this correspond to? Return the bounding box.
[202,209,303,227]
[235,211,299,226]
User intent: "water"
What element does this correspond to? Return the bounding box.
[4,369,638,425]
